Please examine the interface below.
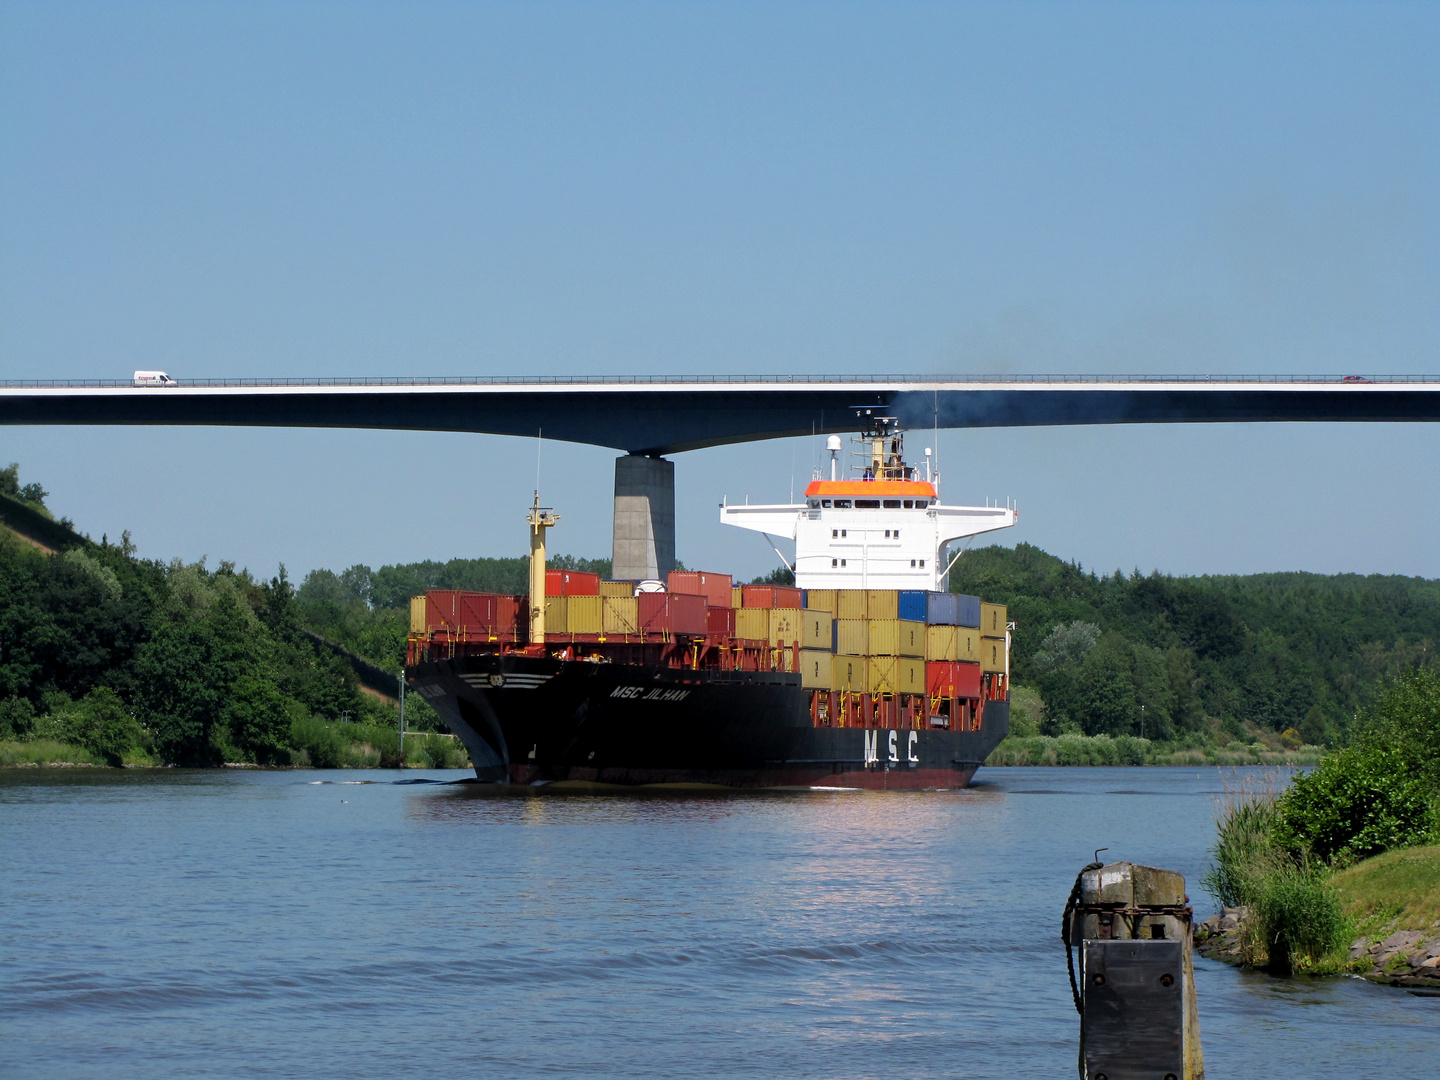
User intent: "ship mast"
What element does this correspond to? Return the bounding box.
[527,492,559,644]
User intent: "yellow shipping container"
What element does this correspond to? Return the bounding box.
[835,619,869,655]
[926,624,959,662]
[602,595,639,635]
[981,602,1008,637]
[770,607,804,645]
[544,595,567,631]
[410,595,425,634]
[868,619,900,655]
[566,595,603,634]
[867,655,899,695]
[800,649,832,689]
[981,636,1007,673]
[958,627,981,663]
[599,580,633,598]
[898,620,925,657]
[897,656,925,695]
[837,589,868,620]
[801,611,833,650]
[736,607,770,641]
[867,590,899,621]
[832,654,867,692]
[804,589,836,613]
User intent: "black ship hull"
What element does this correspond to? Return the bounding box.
[408,653,1007,790]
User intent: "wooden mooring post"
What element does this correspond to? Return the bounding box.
[1063,860,1204,1080]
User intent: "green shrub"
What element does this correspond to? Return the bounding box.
[1249,866,1351,974]
[1275,746,1437,864]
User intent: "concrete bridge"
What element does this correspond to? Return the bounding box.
[5,374,1438,578]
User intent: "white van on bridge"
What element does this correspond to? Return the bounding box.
[132,371,178,386]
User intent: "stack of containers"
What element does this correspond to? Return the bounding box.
[415,590,526,643]
[599,580,639,636]
[979,601,1008,675]
[924,593,983,699]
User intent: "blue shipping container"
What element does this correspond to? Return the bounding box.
[898,591,928,622]
[924,592,959,626]
[956,594,982,628]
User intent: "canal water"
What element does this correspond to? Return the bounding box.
[2,766,1434,1078]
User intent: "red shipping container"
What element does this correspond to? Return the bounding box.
[740,585,776,608]
[638,592,708,635]
[926,661,982,699]
[773,586,802,608]
[669,571,735,608]
[545,570,600,596]
[425,590,463,631]
[706,606,736,636]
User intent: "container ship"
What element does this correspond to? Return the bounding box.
[406,418,1018,789]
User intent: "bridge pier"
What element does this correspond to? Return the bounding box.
[612,454,675,581]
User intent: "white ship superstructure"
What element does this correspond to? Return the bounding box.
[721,419,1016,590]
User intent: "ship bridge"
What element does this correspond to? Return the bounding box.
[4,373,1439,579]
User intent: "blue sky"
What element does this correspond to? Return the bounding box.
[1,1,1436,583]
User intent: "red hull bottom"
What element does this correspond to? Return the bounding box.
[505,763,980,791]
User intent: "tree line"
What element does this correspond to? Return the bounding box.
[951,543,1439,746]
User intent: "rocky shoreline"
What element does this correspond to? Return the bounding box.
[1194,908,1440,990]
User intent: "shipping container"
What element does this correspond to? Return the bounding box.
[897,656,925,695]
[599,580,634,598]
[800,649,832,690]
[706,606,736,637]
[898,590,928,622]
[667,570,733,607]
[801,610,833,650]
[981,636,1006,673]
[543,595,567,630]
[803,588,836,613]
[926,660,982,699]
[731,586,743,607]
[981,602,1008,636]
[410,595,426,634]
[898,620,926,657]
[735,607,771,641]
[832,654,866,692]
[924,592,960,626]
[867,590,899,620]
[835,618,869,655]
[425,590,463,631]
[956,594,982,628]
[545,569,601,597]
[958,627,981,662]
[741,584,776,608]
[867,655,899,695]
[926,624,959,662]
[774,586,802,608]
[602,595,639,635]
[769,607,804,645]
[637,591,708,635]
[567,595,603,634]
[868,619,900,655]
[837,589,868,620]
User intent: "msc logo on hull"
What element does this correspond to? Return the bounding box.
[863,730,920,766]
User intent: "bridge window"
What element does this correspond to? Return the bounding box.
[883,499,901,508]
[821,500,832,508]
[855,499,880,509]
[903,499,914,509]
[808,499,819,509]
[833,499,851,508]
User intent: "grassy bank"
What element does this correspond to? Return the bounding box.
[986,733,1322,767]
[1,725,471,770]
[1196,670,1439,979]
